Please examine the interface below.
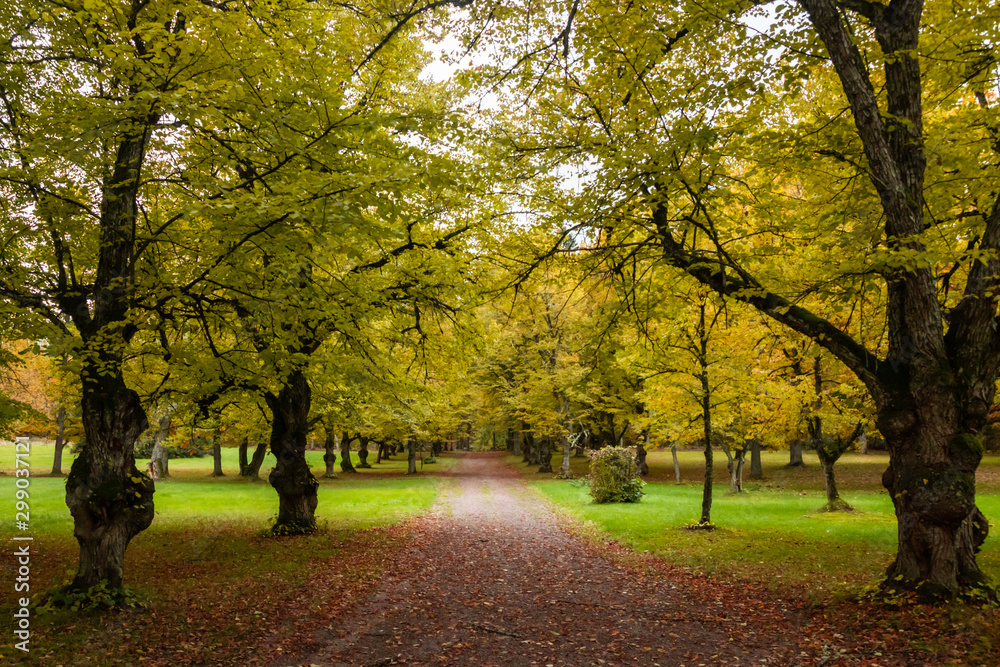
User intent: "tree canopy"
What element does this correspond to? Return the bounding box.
[1,0,998,602]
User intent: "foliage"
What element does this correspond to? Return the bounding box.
[40,581,146,613]
[587,446,645,504]
[135,433,212,459]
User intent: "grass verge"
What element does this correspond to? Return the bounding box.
[0,453,453,666]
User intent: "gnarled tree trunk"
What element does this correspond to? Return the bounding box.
[537,435,552,473]
[63,120,163,594]
[150,414,171,479]
[66,379,154,592]
[722,443,745,493]
[264,369,319,535]
[51,405,66,476]
[323,428,337,477]
[635,433,649,476]
[357,435,372,468]
[246,440,268,479]
[340,431,357,473]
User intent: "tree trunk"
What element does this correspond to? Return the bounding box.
[151,414,171,479]
[510,428,521,456]
[239,437,250,476]
[323,429,337,477]
[635,433,649,476]
[211,434,224,477]
[247,440,268,479]
[878,407,990,599]
[407,437,417,474]
[787,439,806,467]
[537,436,553,473]
[51,405,67,476]
[264,369,319,535]
[817,445,851,511]
[725,444,745,493]
[59,76,167,595]
[65,378,154,592]
[671,444,681,483]
[357,436,372,468]
[698,305,713,525]
[340,431,357,473]
[749,438,763,480]
[559,433,572,478]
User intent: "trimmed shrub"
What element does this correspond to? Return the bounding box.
[588,446,645,503]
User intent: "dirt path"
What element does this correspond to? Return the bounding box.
[279,452,799,666]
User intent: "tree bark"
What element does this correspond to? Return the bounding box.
[537,436,553,473]
[340,431,357,473]
[65,379,153,592]
[211,433,224,477]
[817,446,849,511]
[239,437,250,476]
[407,436,417,474]
[323,428,337,477]
[787,439,806,467]
[51,405,67,476]
[510,428,521,456]
[525,428,538,465]
[150,414,171,479]
[247,440,268,479]
[723,443,745,493]
[559,433,572,478]
[671,444,681,483]
[749,438,763,480]
[635,433,649,476]
[357,435,372,468]
[698,304,713,525]
[264,369,319,535]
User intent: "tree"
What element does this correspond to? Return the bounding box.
[465,0,1000,599]
[0,0,475,593]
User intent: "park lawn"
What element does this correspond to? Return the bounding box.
[0,452,455,667]
[514,450,1000,598]
[0,441,457,478]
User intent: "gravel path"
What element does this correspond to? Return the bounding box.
[280,452,798,666]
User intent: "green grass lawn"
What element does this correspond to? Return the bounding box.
[0,441,455,479]
[515,449,1000,598]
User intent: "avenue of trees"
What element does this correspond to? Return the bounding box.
[1,0,998,603]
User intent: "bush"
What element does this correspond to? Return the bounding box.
[588,446,645,503]
[168,435,213,458]
[133,429,158,458]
